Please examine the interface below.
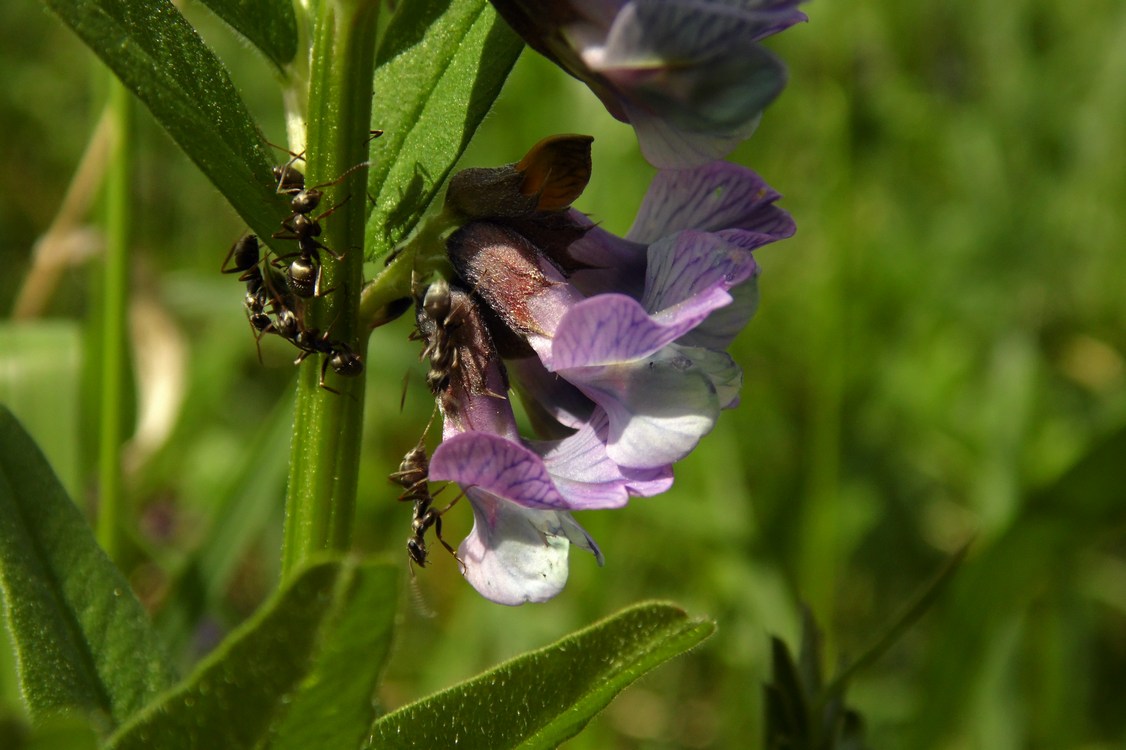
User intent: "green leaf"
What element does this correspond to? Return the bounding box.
[107,558,398,750]
[366,0,523,257]
[262,561,398,750]
[41,0,288,241]
[0,406,175,734]
[195,0,298,70]
[366,601,715,750]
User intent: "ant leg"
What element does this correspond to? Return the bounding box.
[431,514,462,565]
[317,356,342,395]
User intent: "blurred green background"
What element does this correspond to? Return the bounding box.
[3,1,1126,747]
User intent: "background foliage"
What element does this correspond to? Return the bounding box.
[2,0,1125,747]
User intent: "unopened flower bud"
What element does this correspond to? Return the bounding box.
[445,134,593,220]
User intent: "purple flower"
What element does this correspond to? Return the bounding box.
[422,285,670,605]
[447,160,793,469]
[488,0,806,167]
[415,137,794,604]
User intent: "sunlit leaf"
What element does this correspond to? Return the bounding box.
[195,0,297,69]
[0,406,175,734]
[41,0,288,241]
[366,601,715,750]
[366,0,523,256]
[262,561,398,750]
[107,558,398,750]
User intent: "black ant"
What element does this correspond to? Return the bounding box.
[222,234,291,351]
[289,325,364,394]
[416,278,464,394]
[271,158,370,299]
[272,162,305,193]
[222,233,360,391]
[389,424,460,569]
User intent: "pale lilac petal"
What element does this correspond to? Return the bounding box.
[626,103,752,170]
[568,223,647,274]
[676,273,760,350]
[676,345,743,408]
[459,490,602,606]
[621,463,675,496]
[628,162,795,243]
[534,410,671,506]
[552,235,753,370]
[509,356,595,431]
[561,348,721,468]
[583,409,675,495]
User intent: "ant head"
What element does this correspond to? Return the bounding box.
[406,538,428,568]
[272,164,305,193]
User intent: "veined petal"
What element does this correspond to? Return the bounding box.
[641,230,757,321]
[551,234,752,370]
[628,161,795,243]
[509,356,596,431]
[551,294,691,369]
[430,432,574,509]
[459,490,602,606]
[599,4,793,127]
[535,409,671,505]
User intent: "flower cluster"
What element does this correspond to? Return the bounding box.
[406,1,802,605]
[416,135,793,604]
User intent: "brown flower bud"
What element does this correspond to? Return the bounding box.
[445,134,593,220]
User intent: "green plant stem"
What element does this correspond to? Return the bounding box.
[358,205,458,326]
[281,0,380,579]
[96,77,131,564]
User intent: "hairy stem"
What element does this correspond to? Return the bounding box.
[281,0,380,578]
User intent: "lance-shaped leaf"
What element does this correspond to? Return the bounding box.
[365,601,715,749]
[0,406,175,734]
[41,0,288,241]
[107,558,398,750]
[195,0,297,70]
[366,0,523,256]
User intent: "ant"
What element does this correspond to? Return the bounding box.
[271,155,370,299]
[416,278,465,394]
[389,423,460,570]
[222,234,291,350]
[289,325,364,394]
[222,233,359,391]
